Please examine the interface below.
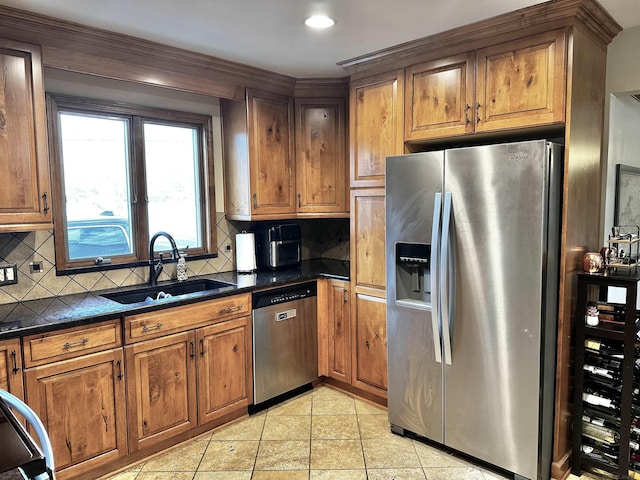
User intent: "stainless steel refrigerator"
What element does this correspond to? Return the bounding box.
[386,140,561,480]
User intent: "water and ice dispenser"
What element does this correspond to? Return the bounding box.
[394,242,431,309]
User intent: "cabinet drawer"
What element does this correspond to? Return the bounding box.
[125,293,251,342]
[23,320,122,368]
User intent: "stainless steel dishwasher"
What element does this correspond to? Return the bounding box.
[252,281,317,405]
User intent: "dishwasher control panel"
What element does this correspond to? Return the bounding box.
[252,281,317,309]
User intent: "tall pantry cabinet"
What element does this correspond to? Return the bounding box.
[347,70,405,398]
[339,1,621,478]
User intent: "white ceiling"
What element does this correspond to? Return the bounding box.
[0,0,637,78]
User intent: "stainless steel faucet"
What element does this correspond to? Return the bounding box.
[148,231,180,286]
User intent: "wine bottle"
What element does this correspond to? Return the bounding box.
[582,421,620,445]
[585,338,624,357]
[583,385,621,413]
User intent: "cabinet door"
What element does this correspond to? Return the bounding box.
[328,280,351,383]
[295,98,347,214]
[197,317,250,424]
[247,89,296,215]
[352,293,387,396]
[475,29,566,133]
[23,349,126,479]
[350,71,404,188]
[405,53,475,141]
[125,331,197,452]
[351,188,386,291]
[0,338,24,399]
[0,39,52,231]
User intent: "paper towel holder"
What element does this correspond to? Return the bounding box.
[236,230,257,273]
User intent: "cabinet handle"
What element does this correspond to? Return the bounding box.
[476,102,481,123]
[298,193,301,208]
[253,193,258,209]
[116,360,123,380]
[365,340,370,349]
[190,341,196,359]
[142,323,163,332]
[219,305,242,315]
[464,104,471,125]
[64,338,89,349]
[11,350,19,375]
[200,338,205,357]
[42,192,49,214]
[343,289,348,304]
[232,345,238,353]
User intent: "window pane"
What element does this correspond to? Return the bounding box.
[144,122,202,251]
[59,113,133,260]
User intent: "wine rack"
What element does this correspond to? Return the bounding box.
[572,271,640,478]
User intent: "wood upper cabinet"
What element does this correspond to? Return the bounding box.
[352,293,387,396]
[125,330,197,453]
[351,187,386,291]
[222,89,295,219]
[405,53,475,140]
[0,39,52,232]
[196,317,251,424]
[476,29,566,133]
[23,348,127,480]
[350,70,404,188]
[327,279,351,383]
[0,338,24,399]
[405,29,566,141]
[295,97,347,214]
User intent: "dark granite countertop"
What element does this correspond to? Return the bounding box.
[0,259,349,340]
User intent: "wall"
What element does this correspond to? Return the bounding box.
[602,25,640,241]
[0,69,350,305]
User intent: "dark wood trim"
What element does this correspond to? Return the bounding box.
[338,0,621,79]
[0,4,296,99]
[294,78,349,98]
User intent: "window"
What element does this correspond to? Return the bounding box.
[47,94,216,273]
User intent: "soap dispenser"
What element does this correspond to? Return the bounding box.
[176,251,188,282]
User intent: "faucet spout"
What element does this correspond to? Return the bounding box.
[148,232,180,286]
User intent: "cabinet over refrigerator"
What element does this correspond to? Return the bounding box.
[385,140,561,480]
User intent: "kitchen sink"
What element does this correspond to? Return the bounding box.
[101,279,235,304]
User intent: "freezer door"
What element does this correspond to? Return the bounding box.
[442,140,556,479]
[386,151,444,441]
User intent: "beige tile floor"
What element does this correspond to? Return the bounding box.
[101,385,593,480]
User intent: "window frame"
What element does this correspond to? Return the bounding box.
[47,93,217,274]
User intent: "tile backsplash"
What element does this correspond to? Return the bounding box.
[0,215,350,305]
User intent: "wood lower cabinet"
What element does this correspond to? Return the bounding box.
[405,29,566,141]
[0,38,52,232]
[125,296,252,452]
[327,279,351,383]
[125,330,197,452]
[0,338,24,399]
[196,317,251,424]
[351,293,387,396]
[23,348,127,480]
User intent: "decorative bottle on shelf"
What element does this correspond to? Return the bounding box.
[176,252,188,282]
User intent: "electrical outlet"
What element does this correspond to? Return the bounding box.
[0,263,17,286]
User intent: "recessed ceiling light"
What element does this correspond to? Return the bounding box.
[305,15,335,29]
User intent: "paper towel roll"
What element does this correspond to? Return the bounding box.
[236,232,257,273]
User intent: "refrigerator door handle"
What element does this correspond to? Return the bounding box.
[440,191,453,366]
[430,192,443,364]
